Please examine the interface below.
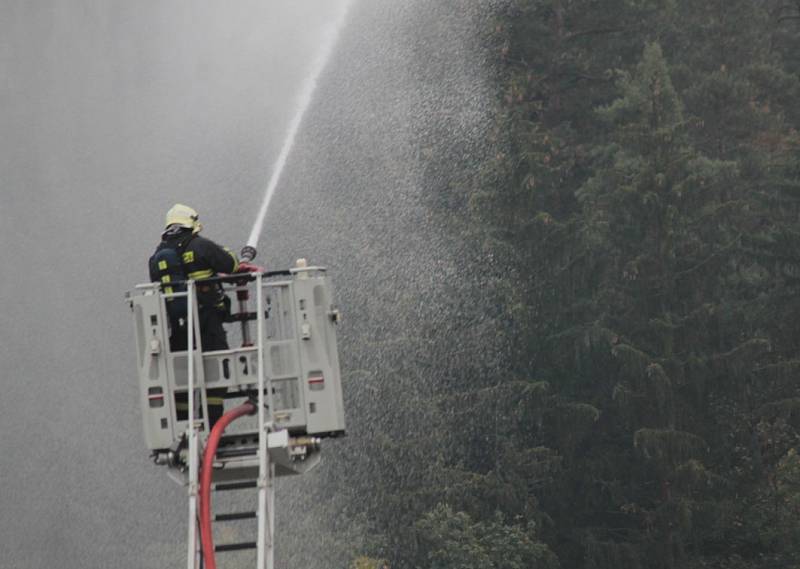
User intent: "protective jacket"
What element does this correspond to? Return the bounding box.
[149,228,239,308]
[149,227,239,350]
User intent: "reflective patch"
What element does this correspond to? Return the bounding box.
[225,248,239,272]
[161,275,171,283]
[158,260,168,270]
[182,250,195,263]
[188,269,214,280]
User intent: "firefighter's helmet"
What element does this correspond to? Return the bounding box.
[165,203,202,234]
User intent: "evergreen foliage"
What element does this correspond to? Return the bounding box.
[348,1,800,567]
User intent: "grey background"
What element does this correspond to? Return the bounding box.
[0,1,500,567]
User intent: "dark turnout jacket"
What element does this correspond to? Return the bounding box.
[149,228,239,307]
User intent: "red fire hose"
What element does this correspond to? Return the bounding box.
[199,401,257,569]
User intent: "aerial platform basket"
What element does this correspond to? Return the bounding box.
[126,264,346,472]
[128,260,346,569]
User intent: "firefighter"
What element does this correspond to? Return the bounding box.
[149,203,239,426]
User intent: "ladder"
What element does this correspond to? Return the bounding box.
[184,274,277,569]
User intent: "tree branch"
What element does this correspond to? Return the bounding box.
[566,27,628,41]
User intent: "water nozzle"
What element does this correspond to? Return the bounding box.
[240,246,257,262]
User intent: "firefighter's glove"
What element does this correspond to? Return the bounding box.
[236,261,263,274]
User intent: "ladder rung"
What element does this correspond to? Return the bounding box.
[214,511,257,522]
[213,481,257,492]
[215,541,257,552]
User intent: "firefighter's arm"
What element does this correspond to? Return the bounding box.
[198,237,239,274]
[148,255,159,282]
[236,261,262,273]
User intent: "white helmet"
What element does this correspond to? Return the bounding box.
[165,203,202,234]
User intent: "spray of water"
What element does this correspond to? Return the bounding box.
[247,0,354,248]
